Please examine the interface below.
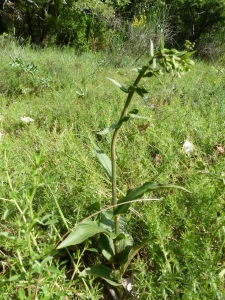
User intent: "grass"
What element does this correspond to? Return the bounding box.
[0,40,225,299]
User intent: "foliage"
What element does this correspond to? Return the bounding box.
[0,42,225,299]
[1,0,225,55]
[163,0,225,45]
[0,0,130,47]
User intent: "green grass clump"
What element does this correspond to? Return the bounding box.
[0,41,225,299]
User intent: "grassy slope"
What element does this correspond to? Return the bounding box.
[0,41,225,299]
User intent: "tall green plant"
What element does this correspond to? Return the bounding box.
[57,40,194,294]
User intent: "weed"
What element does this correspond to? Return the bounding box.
[56,40,194,298]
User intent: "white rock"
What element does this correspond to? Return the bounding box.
[20,117,34,123]
[182,139,194,155]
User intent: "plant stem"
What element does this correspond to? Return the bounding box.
[111,66,148,256]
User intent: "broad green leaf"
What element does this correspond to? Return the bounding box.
[115,233,127,242]
[117,234,133,264]
[119,239,150,276]
[0,232,15,240]
[97,124,118,135]
[100,211,114,232]
[111,240,150,282]
[86,265,121,286]
[57,220,108,249]
[90,139,112,180]
[18,288,26,300]
[99,233,115,262]
[99,211,133,263]
[87,202,101,211]
[100,211,130,234]
[114,182,190,215]
[45,266,61,273]
[99,212,132,263]
[8,273,25,281]
[108,78,129,93]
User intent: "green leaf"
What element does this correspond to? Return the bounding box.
[41,256,54,265]
[86,265,121,286]
[117,234,133,264]
[0,232,15,240]
[40,214,52,223]
[8,273,25,281]
[118,115,130,126]
[128,108,139,115]
[108,78,129,93]
[100,211,114,232]
[33,149,45,168]
[44,219,58,225]
[119,239,150,276]
[99,233,115,262]
[18,288,26,300]
[143,71,154,78]
[128,114,151,121]
[97,124,118,135]
[86,248,98,253]
[87,202,101,211]
[134,86,148,98]
[45,266,61,273]
[115,233,127,242]
[114,182,190,215]
[90,139,112,180]
[110,240,149,282]
[44,174,60,184]
[57,220,108,249]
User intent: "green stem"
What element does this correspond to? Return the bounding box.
[48,185,69,230]
[111,66,148,256]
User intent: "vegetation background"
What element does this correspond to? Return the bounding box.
[0,0,225,299]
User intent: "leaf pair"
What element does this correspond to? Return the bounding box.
[85,238,149,285]
[114,182,189,215]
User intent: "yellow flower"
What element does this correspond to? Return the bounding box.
[133,14,146,27]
